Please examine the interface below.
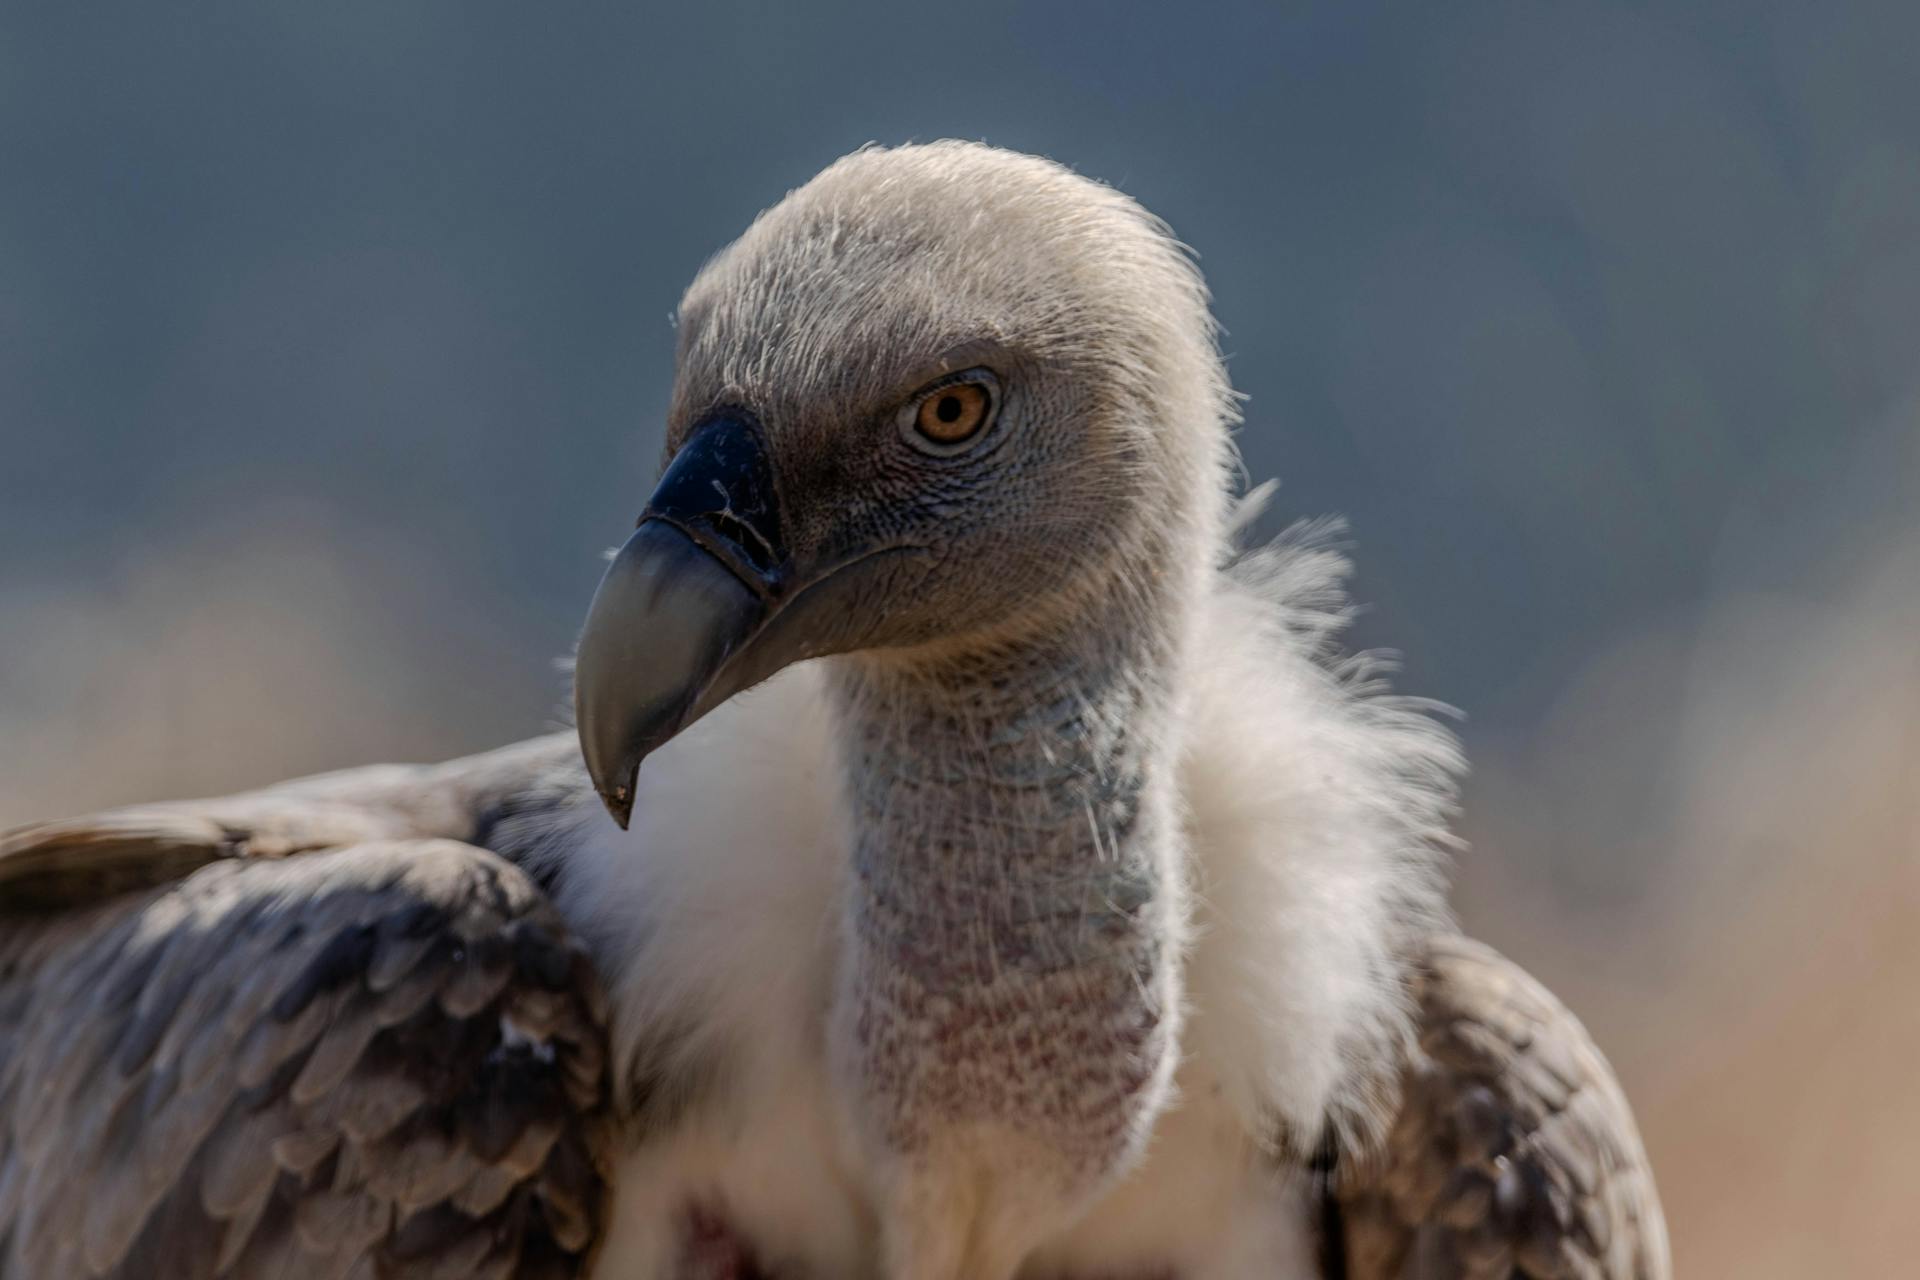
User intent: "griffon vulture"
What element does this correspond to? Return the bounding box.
[0,142,1668,1279]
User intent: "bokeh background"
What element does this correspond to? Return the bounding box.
[4,2,1915,1270]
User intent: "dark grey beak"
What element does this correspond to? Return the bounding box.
[574,414,787,828]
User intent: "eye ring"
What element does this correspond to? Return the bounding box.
[898,369,1001,454]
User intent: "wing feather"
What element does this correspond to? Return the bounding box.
[0,734,585,909]
[0,749,612,1280]
[1331,934,1670,1280]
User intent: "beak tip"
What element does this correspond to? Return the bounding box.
[587,771,633,832]
[594,776,636,830]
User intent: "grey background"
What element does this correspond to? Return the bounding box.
[5,4,1918,1269]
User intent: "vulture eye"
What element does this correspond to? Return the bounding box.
[901,370,998,452]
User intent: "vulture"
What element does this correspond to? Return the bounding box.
[0,142,1668,1279]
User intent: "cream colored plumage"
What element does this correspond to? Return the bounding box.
[0,142,1667,1279]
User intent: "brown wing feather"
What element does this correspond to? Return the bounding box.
[0,740,611,1279]
[1332,934,1669,1280]
[0,733,585,911]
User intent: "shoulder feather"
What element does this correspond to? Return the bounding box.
[1331,934,1670,1279]
[0,737,611,1278]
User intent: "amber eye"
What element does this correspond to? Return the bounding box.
[915,383,989,442]
[902,371,998,452]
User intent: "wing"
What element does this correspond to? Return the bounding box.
[1328,934,1670,1280]
[0,739,612,1279]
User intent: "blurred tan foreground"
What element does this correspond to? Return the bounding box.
[3,481,1915,1276]
[1460,524,1920,1275]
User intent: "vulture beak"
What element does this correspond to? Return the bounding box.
[576,412,930,828]
[574,413,787,828]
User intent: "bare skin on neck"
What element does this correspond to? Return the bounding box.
[829,597,1191,1278]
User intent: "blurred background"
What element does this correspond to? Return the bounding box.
[3,2,1915,1269]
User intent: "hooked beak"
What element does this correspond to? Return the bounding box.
[573,413,784,827]
[573,413,929,828]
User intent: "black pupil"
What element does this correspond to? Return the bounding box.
[936,394,963,424]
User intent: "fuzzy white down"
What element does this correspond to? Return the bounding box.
[545,517,1458,1279]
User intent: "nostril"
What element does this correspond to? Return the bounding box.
[705,507,781,576]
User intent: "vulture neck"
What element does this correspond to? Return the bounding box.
[829,544,1197,1165]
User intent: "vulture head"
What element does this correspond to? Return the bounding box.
[575,142,1233,826]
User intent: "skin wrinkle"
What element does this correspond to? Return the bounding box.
[830,571,1188,1202]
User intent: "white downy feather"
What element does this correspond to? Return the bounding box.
[546,515,1459,1279]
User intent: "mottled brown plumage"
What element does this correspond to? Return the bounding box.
[0,738,611,1279]
[1331,934,1668,1279]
